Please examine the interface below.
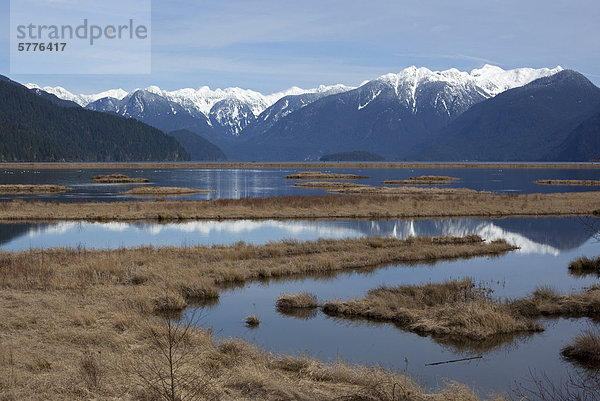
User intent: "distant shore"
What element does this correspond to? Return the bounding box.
[1,161,600,170]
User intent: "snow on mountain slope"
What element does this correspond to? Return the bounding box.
[470,64,564,96]
[26,65,562,138]
[24,84,128,107]
[359,65,562,115]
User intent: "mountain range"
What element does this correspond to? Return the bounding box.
[21,65,600,161]
[0,76,189,162]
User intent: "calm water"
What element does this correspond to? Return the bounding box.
[1,167,600,202]
[1,216,599,396]
[2,166,599,397]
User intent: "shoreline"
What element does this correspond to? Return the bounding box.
[0,236,514,400]
[1,192,599,222]
[1,161,600,170]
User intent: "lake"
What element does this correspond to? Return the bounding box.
[1,166,600,202]
[1,215,599,397]
[1,165,599,398]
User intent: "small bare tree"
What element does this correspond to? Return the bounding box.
[127,310,218,401]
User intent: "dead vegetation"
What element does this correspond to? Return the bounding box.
[91,174,149,183]
[568,256,600,277]
[326,185,481,195]
[0,184,69,194]
[383,176,461,185]
[561,329,600,368]
[535,179,600,186]
[322,278,542,341]
[285,171,368,180]
[2,190,599,221]
[0,236,513,400]
[293,181,371,189]
[323,281,600,342]
[510,285,600,318]
[276,293,318,310]
[122,186,214,195]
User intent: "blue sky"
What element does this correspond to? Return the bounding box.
[1,0,599,94]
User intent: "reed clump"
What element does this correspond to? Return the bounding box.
[561,329,600,367]
[535,179,600,186]
[322,279,600,342]
[285,171,368,180]
[293,181,371,189]
[245,315,260,327]
[91,174,149,183]
[510,285,600,317]
[322,279,542,341]
[568,256,600,277]
[0,184,69,194]
[276,293,318,310]
[123,186,214,195]
[383,175,460,185]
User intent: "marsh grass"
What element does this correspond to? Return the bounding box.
[322,279,542,341]
[1,190,599,221]
[510,285,600,318]
[568,256,600,277]
[536,179,600,186]
[0,184,69,194]
[285,171,368,180]
[383,176,461,185]
[561,329,600,367]
[91,174,149,183]
[0,236,519,400]
[324,279,600,343]
[123,186,214,195]
[245,315,260,327]
[276,293,318,310]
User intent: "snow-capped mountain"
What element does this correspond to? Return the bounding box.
[25,83,128,107]
[26,65,564,159]
[233,65,564,160]
[470,64,563,96]
[41,82,353,137]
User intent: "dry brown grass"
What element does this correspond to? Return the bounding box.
[2,190,599,222]
[0,237,513,400]
[1,161,599,169]
[383,176,460,185]
[0,184,69,194]
[294,181,371,189]
[0,235,514,302]
[91,174,149,183]
[276,292,318,310]
[285,171,368,180]
[122,186,214,195]
[327,186,481,195]
[536,179,600,186]
[561,329,600,367]
[244,315,260,327]
[322,278,542,341]
[510,285,600,317]
[568,256,600,277]
[323,281,600,343]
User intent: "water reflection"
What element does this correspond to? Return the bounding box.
[2,167,600,203]
[0,217,594,254]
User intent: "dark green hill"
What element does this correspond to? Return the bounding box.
[167,129,227,161]
[0,76,189,162]
[416,70,600,161]
[547,109,600,161]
